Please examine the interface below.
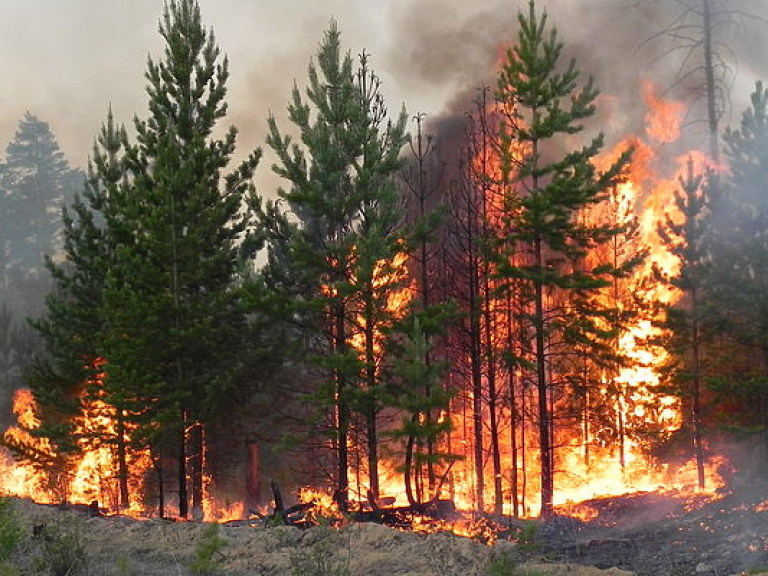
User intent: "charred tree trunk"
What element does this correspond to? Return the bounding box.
[190,421,204,516]
[246,442,260,508]
[404,415,418,505]
[364,287,380,501]
[153,447,165,519]
[702,0,720,163]
[507,297,520,517]
[691,285,706,489]
[178,408,188,518]
[476,89,504,515]
[334,302,350,511]
[468,193,485,513]
[418,117,437,493]
[534,233,554,518]
[116,407,130,510]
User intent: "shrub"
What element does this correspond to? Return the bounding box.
[0,498,22,563]
[188,524,227,576]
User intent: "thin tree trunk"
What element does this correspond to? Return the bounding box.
[334,302,350,511]
[534,233,553,518]
[178,408,188,518]
[507,297,520,517]
[468,192,485,513]
[404,414,418,505]
[364,287,380,501]
[702,0,720,163]
[691,285,706,489]
[116,408,130,510]
[153,447,165,519]
[190,421,204,516]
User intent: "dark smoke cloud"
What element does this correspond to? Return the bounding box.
[383,0,768,153]
[1,0,765,189]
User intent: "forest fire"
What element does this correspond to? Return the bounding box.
[0,0,744,541]
[0,80,729,530]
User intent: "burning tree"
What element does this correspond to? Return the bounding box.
[657,159,714,490]
[491,0,632,517]
[258,21,410,508]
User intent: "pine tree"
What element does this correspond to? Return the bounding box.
[0,112,82,318]
[709,81,768,463]
[384,314,455,505]
[658,159,713,489]
[493,0,630,517]
[29,0,259,517]
[260,21,408,506]
[29,108,131,506]
[103,0,260,517]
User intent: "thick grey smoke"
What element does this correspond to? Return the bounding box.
[382,0,768,153]
[1,0,766,180]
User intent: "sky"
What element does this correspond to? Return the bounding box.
[1,0,767,187]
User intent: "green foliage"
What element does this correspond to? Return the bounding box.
[188,524,227,576]
[492,0,631,516]
[515,521,539,554]
[485,554,520,576]
[114,554,136,576]
[0,499,22,563]
[30,0,261,515]
[0,564,20,576]
[704,80,768,433]
[289,537,350,576]
[258,19,410,499]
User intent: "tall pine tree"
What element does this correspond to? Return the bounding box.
[30,0,260,517]
[493,0,630,517]
[259,21,408,506]
[0,113,82,318]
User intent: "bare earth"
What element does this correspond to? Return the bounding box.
[6,484,768,576]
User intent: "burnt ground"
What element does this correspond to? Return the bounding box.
[5,484,768,575]
[535,485,768,575]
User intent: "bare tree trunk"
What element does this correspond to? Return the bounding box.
[702,0,720,162]
[334,302,350,511]
[116,408,130,510]
[534,233,553,518]
[153,447,165,519]
[468,194,485,513]
[364,288,380,501]
[507,298,520,517]
[691,285,706,489]
[178,408,188,518]
[190,421,204,516]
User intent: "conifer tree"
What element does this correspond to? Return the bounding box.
[29,0,259,517]
[104,0,260,517]
[493,0,630,517]
[28,109,132,506]
[0,113,82,318]
[260,21,408,506]
[709,81,768,462]
[658,159,713,489]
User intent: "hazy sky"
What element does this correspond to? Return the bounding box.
[2,0,766,182]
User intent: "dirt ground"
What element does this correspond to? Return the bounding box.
[5,483,768,576]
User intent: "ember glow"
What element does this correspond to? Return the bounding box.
[416,80,728,518]
[1,383,243,521]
